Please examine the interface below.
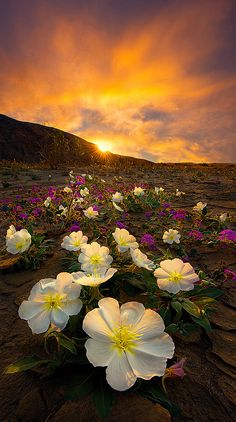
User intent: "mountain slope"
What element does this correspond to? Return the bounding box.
[0,114,155,168]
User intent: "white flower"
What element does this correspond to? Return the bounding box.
[112,192,123,203]
[155,187,164,195]
[193,202,207,212]
[6,229,31,254]
[18,272,82,334]
[80,187,90,197]
[101,179,106,183]
[88,175,93,180]
[72,268,117,287]
[44,196,51,207]
[83,298,175,391]
[219,213,227,222]
[73,197,84,205]
[162,229,181,244]
[6,224,16,239]
[61,231,88,251]
[130,249,155,271]
[79,242,113,272]
[112,202,124,212]
[58,205,68,216]
[69,170,74,179]
[112,228,139,253]
[63,187,73,193]
[133,187,145,196]
[154,258,199,294]
[175,189,185,197]
[83,206,99,219]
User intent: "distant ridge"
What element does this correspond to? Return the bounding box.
[0,114,155,168]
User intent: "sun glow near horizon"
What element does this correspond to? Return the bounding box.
[94,140,113,153]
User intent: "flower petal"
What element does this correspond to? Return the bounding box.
[28,310,51,334]
[99,298,121,330]
[51,308,69,329]
[83,308,113,341]
[18,300,44,320]
[106,352,137,391]
[85,339,115,366]
[56,272,74,291]
[64,283,82,299]
[120,302,145,326]
[136,334,175,358]
[134,309,165,338]
[127,349,168,378]
[60,299,83,316]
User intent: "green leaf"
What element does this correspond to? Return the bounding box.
[165,323,179,334]
[5,355,48,374]
[93,377,113,419]
[197,288,223,298]
[58,336,77,354]
[191,315,212,332]
[182,300,201,318]
[139,381,180,416]
[158,308,172,326]
[65,371,96,400]
[171,301,182,314]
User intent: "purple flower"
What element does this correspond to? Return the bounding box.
[33,207,42,217]
[224,269,236,281]
[162,203,171,209]
[188,230,203,240]
[18,213,28,220]
[116,221,127,229]
[172,210,187,220]
[141,234,156,250]
[145,211,153,219]
[69,223,81,232]
[219,229,236,243]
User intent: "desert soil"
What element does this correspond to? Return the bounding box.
[0,163,236,422]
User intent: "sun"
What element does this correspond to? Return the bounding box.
[95,140,112,153]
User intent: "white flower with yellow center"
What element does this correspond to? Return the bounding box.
[63,186,73,193]
[193,201,207,212]
[6,229,31,254]
[79,242,113,273]
[162,229,181,244]
[112,192,124,203]
[61,231,88,252]
[44,196,51,207]
[155,187,164,195]
[130,249,155,271]
[83,298,175,391]
[80,187,90,197]
[18,273,82,334]
[133,187,145,196]
[6,224,16,239]
[72,268,117,287]
[83,206,99,219]
[154,258,199,294]
[112,228,139,253]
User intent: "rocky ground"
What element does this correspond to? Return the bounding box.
[0,163,236,421]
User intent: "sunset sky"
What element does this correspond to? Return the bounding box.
[0,0,236,162]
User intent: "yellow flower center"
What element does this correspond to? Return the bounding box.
[169,271,183,283]
[90,254,102,264]
[73,239,82,247]
[16,241,25,250]
[110,325,141,354]
[118,237,128,246]
[44,293,64,310]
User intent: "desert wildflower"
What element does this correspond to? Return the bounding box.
[193,202,207,212]
[72,268,117,287]
[133,187,145,196]
[83,206,99,219]
[162,229,181,244]
[61,231,88,251]
[18,273,82,334]
[130,248,155,270]
[154,258,199,294]
[6,228,31,254]
[112,192,124,203]
[78,242,113,272]
[112,228,139,252]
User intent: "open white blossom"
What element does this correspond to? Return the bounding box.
[112,228,139,253]
[63,187,73,193]
[155,187,164,195]
[175,189,185,197]
[72,268,117,287]
[44,197,51,207]
[193,202,207,212]
[83,207,99,219]
[133,187,145,196]
[6,229,31,254]
[79,242,113,272]
[112,192,124,203]
[80,187,90,197]
[61,231,88,251]
[130,249,155,270]
[18,273,82,334]
[58,205,68,217]
[154,258,199,294]
[83,298,175,391]
[6,224,16,239]
[162,229,181,244]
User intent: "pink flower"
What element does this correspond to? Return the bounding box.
[165,358,186,378]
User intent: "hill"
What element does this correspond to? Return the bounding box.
[0,114,155,169]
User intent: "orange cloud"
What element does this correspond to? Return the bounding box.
[0,0,235,162]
